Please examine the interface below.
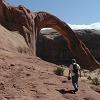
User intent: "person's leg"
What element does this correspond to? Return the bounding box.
[74,74,79,92]
[72,74,79,92]
[72,75,77,90]
[76,74,79,89]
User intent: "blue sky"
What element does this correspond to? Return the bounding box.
[7,0,100,29]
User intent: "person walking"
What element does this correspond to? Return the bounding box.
[68,59,81,93]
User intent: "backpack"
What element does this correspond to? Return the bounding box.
[72,63,78,74]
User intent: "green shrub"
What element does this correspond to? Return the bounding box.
[97,70,100,75]
[54,67,65,76]
[92,77,100,85]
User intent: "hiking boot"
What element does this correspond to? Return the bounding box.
[72,90,76,94]
[75,88,78,92]
[72,88,78,94]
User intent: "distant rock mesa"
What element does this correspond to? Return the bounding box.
[0,0,100,69]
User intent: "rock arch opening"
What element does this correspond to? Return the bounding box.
[36,28,73,65]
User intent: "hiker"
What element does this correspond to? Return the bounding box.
[68,59,81,93]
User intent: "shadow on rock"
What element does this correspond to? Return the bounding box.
[56,89,75,94]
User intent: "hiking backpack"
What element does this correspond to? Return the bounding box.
[72,63,78,74]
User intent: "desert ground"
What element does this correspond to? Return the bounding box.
[0,49,100,100]
[0,0,100,99]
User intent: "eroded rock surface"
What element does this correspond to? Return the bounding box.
[0,0,100,68]
[37,29,100,67]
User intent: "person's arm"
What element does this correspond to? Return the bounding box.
[68,69,71,77]
[68,69,71,80]
[68,65,71,77]
[78,65,81,77]
[79,69,81,77]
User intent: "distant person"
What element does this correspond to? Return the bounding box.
[68,59,81,93]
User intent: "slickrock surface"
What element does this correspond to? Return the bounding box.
[0,49,99,100]
[0,1,100,99]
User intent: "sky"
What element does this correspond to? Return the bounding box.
[7,0,100,29]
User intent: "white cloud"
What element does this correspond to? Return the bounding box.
[41,28,52,31]
[41,22,100,30]
[68,22,100,30]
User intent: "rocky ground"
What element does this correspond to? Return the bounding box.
[0,1,100,99]
[0,49,100,100]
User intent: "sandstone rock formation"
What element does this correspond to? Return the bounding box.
[38,29,100,66]
[75,29,100,61]
[0,0,100,69]
[37,29,72,64]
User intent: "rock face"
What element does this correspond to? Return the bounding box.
[37,29,100,66]
[0,0,100,69]
[37,29,72,64]
[75,29,100,61]
[0,24,30,54]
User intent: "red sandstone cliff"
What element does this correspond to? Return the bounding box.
[0,0,100,69]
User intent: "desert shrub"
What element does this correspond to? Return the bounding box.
[92,77,100,85]
[17,47,23,53]
[54,67,65,76]
[87,76,92,80]
[17,47,28,53]
[82,70,89,77]
[97,70,100,75]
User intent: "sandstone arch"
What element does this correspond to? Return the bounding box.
[0,0,100,69]
[33,12,100,68]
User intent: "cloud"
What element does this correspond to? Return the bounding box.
[68,22,100,30]
[41,22,100,30]
[41,28,52,31]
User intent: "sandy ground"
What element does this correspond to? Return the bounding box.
[0,49,99,100]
